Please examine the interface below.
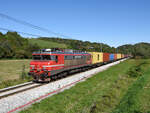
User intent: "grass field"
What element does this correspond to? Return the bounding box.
[0,59,31,81]
[0,59,31,89]
[28,38,68,49]
[20,59,150,113]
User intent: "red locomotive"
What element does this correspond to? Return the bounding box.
[29,48,129,82]
[29,48,92,81]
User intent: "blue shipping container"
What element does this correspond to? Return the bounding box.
[109,54,114,61]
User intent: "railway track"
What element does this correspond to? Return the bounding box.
[0,58,128,100]
[0,69,86,100]
[0,66,91,100]
[0,82,44,99]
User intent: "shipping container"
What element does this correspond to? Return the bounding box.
[89,52,103,64]
[125,54,128,58]
[117,53,122,59]
[123,54,125,58]
[109,54,114,61]
[114,54,117,60]
[121,54,124,59]
[103,53,110,62]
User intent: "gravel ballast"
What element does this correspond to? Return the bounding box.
[0,83,40,98]
[0,59,127,113]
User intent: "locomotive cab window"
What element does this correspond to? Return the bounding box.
[51,55,56,60]
[33,55,56,61]
[33,55,41,60]
[43,55,51,60]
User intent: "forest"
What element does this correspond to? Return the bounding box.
[0,31,150,59]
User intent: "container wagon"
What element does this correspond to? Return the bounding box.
[88,52,103,66]
[103,53,110,63]
[117,53,122,59]
[109,54,115,61]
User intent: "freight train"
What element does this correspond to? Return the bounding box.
[29,48,129,82]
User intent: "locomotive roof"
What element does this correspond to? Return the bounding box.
[32,51,90,55]
[32,48,90,55]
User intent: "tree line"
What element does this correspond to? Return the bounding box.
[0,32,149,59]
[0,32,39,59]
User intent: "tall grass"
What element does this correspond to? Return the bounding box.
[112,60,150,113]
[112,72,150,113]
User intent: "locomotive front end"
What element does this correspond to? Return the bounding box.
[29,55,52,81]
[29,49,58,82]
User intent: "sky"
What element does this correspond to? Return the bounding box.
[0,0,150,47]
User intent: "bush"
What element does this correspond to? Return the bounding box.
[127,66,142,77]
[127,62,147,78]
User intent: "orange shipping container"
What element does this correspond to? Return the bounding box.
[103,53,110,62]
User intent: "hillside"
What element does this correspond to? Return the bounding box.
[28,38,68,49]
[118,43,150,58]
[0,31,150,59]
[38,37,117,53]
[38,37,150,58]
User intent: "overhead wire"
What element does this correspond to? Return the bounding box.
[0,13,72,38]
[0,27,42,37]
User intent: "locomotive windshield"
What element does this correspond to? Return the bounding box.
[33,55,41,60]
[33,55,56,60]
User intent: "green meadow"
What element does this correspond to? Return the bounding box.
[0,59,31,89]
